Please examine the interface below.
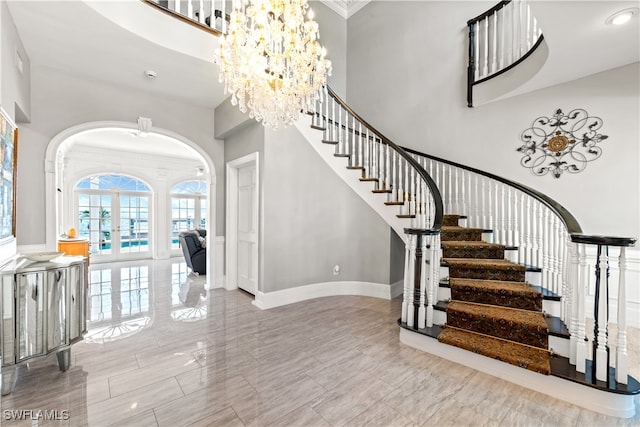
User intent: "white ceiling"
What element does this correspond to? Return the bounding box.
[64,128,204,161]
[7,0,228,109]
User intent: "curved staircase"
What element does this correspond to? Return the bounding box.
[143,0,639,418]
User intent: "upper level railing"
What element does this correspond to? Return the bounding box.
[142,0,228,35]
[467,0,544,107]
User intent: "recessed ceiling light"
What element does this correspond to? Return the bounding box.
[144,70,158,79]
[606,8,638,25]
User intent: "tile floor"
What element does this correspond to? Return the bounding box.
[0,258,638,426]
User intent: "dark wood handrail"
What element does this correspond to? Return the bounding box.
[327,86,444,232]
[467,0,511,25]
[400,145,583,236]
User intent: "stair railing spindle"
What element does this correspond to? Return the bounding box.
[491,12,498,74]
[482,18,489,77]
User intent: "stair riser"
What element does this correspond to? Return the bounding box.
[442,246,505,259]
[450,286,542,311]
[436,286,561,316]
[449,266,526,282]
[441,230,483,241]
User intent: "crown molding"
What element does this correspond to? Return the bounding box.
[318,0,371,19]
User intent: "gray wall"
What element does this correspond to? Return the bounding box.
[311,0,347,99]
[17,65,223,245]
[347,1,640,238]
[1,1,31,122]
[262,125,395,292]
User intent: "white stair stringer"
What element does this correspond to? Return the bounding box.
[295,120,413,243]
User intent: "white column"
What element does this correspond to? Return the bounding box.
[401,237,411,324]
[568,242,579,365]
[595,246,609,382]
[616,247,628,384]
[418,235,427,329]
[406,236,417,328]
[576,243,588,373]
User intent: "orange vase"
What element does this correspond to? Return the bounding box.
[68,228,76,238]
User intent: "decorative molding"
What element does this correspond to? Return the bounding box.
[253,280,396,310]
[517,108,608,178]
[399,328,636,418]
[214,236,225,288]
[318,0,371,19]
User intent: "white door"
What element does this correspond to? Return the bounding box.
[237,164,258,294]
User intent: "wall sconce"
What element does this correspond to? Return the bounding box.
[517,108,608,178]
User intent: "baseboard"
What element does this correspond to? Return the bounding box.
[390,279,404,299]
[253,281,395,310]
[399,328,636,419]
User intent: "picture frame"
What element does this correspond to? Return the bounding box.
[0,106,18,242]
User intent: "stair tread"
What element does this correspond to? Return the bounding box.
[438,327,551,375]
[443,258,527,271]
[441,225,485,232]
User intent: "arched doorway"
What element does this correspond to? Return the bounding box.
[44,121,217,287]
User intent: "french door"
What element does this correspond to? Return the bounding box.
[76,190,151,262]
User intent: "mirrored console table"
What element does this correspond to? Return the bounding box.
[0,255,88,395]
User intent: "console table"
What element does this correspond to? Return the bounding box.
[58,239,90,266]
[0,255,88,395]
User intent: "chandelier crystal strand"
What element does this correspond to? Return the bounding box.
[214,0,332,129]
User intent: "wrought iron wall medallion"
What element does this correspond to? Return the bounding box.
[517,108,608,178]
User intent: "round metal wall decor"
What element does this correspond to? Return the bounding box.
[517,108,608,178]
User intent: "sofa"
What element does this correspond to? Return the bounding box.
[178,229,207,275]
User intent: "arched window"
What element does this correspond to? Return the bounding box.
[170,180,207,249]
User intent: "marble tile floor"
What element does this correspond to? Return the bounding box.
[1,258,639,427]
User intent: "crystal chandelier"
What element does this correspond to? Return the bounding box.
[214,0,332,129]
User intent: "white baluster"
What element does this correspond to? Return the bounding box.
[512,0,519,61]
[568,242,579,365]
[404,158,410,215]
[519,0,526,57]
[198,0,205,24]
[576,243,588,373]
[385,144,391,191]
[221,0,227,33]
[418,235,427,329]
[174,0,181,14]
[542,209,550,290]
[410,168,417,217]
[482,18,489,77]
[595,246,609,382]
[407,235,417,328]
[330,98,336,143]
[616,247,628,384]
[491,11,498,74]
[358,123,364,170]
[474,22,480,80]
[498,7,505,69]
[525,3,532,49]
[187,0,194,19]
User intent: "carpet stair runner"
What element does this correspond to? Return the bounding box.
[437,214,552,375]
